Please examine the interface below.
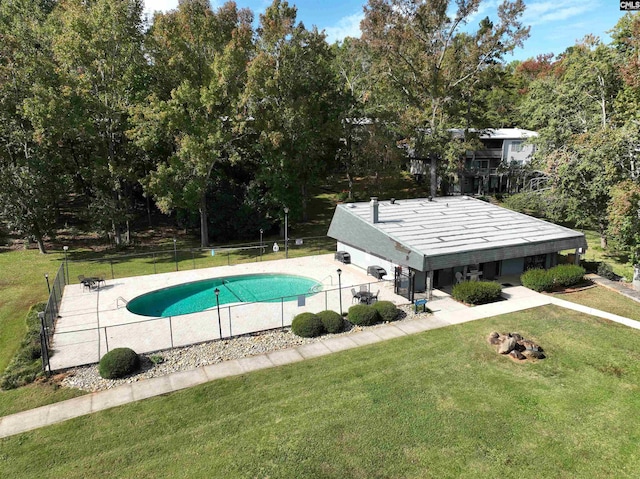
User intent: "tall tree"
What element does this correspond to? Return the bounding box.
[361,0,529,196]
[48,0,148,245]
[0,0,62,253]
[245,0,342,221]
[131,1,253,247]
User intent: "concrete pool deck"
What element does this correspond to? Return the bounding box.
[49,254,408,371]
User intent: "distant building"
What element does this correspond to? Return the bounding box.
[328,196,586,301]
[409,128,539,195]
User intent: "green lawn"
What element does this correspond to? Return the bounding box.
[576,229,634,280]
[2,305,640,478]
[552,285,640,321]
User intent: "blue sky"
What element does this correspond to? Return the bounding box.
[143,0,632,62]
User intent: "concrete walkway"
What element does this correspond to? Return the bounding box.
[2,285,640,439]
[587,274,640,304]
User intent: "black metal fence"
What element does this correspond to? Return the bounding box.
[40,262,66,374]
[63,236,336,284]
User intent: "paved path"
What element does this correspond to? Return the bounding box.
[3,286,640,439]
[587,274,640,304]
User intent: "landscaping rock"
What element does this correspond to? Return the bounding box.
[490,332,545,362]
[498,336,517,354]
[509,350,525,360]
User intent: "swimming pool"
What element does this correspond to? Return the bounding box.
[126,273,322,317]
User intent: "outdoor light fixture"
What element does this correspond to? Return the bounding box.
[337,268,343,316]
[214,287,222,339]
[44,273,50,295]
[260,228,264,261]
[63,245,69,285]
[173,238,178,271]
[284,207,289,259]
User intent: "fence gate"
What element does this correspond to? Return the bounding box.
[394,266,415,302]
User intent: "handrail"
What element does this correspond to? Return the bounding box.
[320,274,334,286]
[116,297,128,309]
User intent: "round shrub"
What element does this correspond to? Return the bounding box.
[348,304,381,326]
[452,281,502,305]
[291,312,325,338]
[521,268,553,292]
[551,264,585,288]
[99,347,140,379]
[316,310,344,334]
[371,301,400,322]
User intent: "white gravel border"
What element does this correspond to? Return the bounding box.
[61,305,424,392]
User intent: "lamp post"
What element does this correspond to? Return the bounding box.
[173,238,178,271]
[63,245,69,284]
[260,228,264,261]
[284,207,289,259]
[44,273,51,295]
[214,287,222,339]
[337,268,342,316]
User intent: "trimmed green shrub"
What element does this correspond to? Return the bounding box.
[452,281,502,305]
[99,348,140,379]
[521,268,554,292]
[317,310,344,334]
[552,264,585,287]
[521,265,586,292]
[371,301,400,322]
[348,304,381,326]
[291,312,325,338]
[0,303,45,390]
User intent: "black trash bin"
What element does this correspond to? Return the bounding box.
[335,251,351,264]
[367,265,387,279]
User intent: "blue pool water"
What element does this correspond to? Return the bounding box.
[126,274,322,317]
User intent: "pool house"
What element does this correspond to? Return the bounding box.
[327,196,588,301]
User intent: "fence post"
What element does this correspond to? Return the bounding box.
[169,316,174,348]
[104,327,109,353]
[110,259,114,280]
[228,307,232,337]
[153,252,157,274]
[227,251,230,266]
[281,297,284,329]
[192,249,196,270]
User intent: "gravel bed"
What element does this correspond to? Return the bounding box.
[61,305,425,392]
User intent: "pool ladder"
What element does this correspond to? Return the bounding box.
[320,274,334,286]
[116,297,129,309]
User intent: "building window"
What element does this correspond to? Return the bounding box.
[512,141,524,152]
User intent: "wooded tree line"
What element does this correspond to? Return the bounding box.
[0,0,638,264]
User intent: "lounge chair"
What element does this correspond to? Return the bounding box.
[78,275,90,291]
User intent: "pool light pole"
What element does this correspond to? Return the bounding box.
[214,287,222,339]
[284,207,289,259]
[44,273,51,295]
[63,245,69,284]
[260,228,264,261]
[173,238,178,271]
[337,268,342,316]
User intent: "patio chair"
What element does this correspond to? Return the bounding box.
[78,275,90,291]
[455,272,463,284]
[359,284,368,293]
[371,290,380,303]
[97,274,106,287]
[351,288,359,304]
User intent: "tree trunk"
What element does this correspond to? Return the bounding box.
[36,236,47,254]
[600,235,607,249]
[199,195,209,248]
[346,171,353,200]
[430,156,437,197]
[301,183,308,222]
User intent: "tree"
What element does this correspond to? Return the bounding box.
[131,1,253,247]
[0,0,62,253]
[361,0,529,196]
[608,179,640,286]
[48,0,148,245]
[245,0,342,221]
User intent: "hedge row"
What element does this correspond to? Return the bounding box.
[521,264,585,292]
[291,302,401,338]
[0,303,45,390]
[451,281,502,305]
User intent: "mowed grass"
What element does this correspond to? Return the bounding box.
[552,285,640,321]
[2,305,640,478]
